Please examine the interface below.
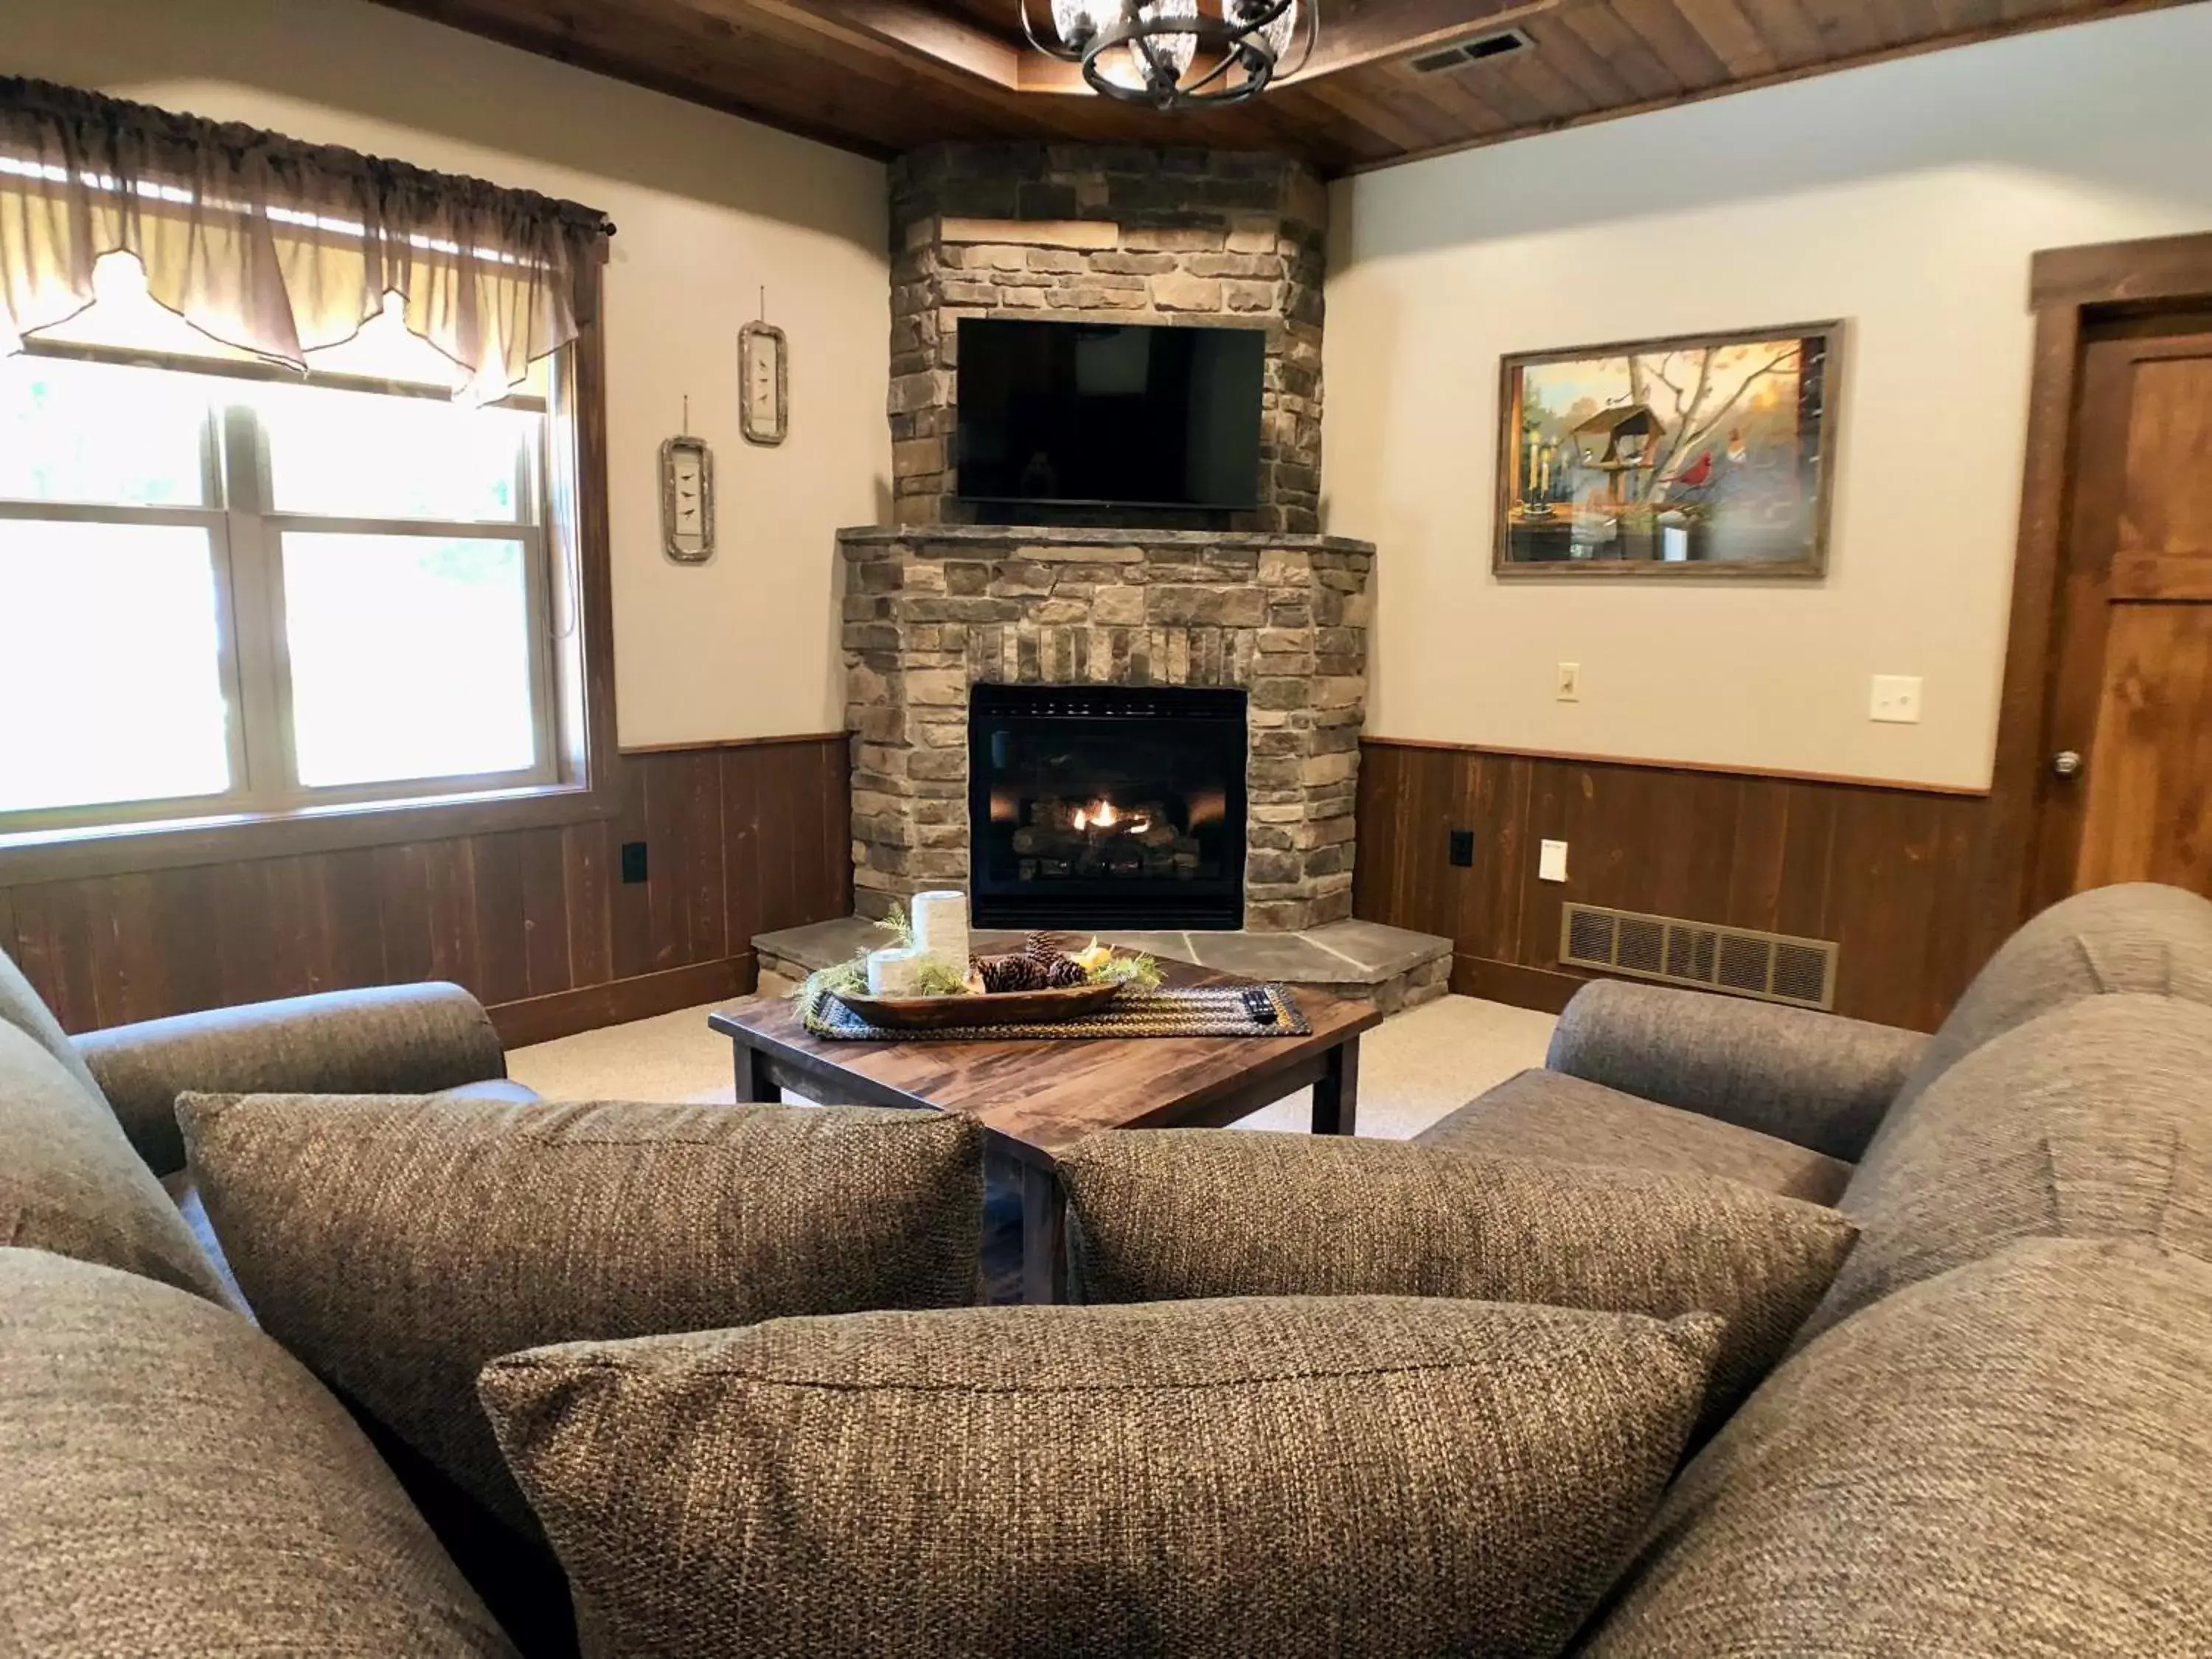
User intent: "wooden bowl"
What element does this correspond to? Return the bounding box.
[832,980,1124,1031]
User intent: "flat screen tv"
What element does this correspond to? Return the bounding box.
[955,318,1265,511]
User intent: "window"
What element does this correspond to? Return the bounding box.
[0,258,591,844]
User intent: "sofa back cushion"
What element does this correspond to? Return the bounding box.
[1580,1238,2212,1658]
[1060,1128,1857,1430]
[0,1020,227,1305]
[1881,882,2212,1135]
[1796,995,2212,1345]
[180,1093,984,1536]
[0,1247,513,1657]
[182,1092,983,1653]
[482,1295,1720,1659]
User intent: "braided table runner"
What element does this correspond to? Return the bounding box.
[800,982,1310,1042]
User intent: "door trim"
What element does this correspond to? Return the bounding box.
[2005,232,2212,913]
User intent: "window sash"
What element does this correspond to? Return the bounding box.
[0,349,559,835]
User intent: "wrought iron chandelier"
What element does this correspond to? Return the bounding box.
[1023,1,1318,109]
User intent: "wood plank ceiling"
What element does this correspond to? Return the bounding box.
[373,0,2199,174]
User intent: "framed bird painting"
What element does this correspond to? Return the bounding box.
[1493,321,1843,578]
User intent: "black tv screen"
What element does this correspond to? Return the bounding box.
[955,319,1265,510]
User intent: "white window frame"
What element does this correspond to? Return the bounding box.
[0,341,565,839]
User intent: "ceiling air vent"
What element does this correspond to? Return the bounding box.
[1409,27,1534,74]
[1559,903,1839,1012]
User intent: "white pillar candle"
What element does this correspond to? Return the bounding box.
[910,890,971,981]
[866,946,929,996]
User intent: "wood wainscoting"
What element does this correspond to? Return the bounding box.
[0,735,852,1048]
[1353,739,2013,1032]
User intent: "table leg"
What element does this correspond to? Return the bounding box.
[1311,1035,1360,1137]
[732,1041,779,1104]
[1019,1160,1068,1305]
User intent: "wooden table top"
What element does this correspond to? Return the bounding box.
[709,951,1380,1160]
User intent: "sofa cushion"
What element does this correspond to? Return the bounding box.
[0,1020,228,1306]
[1580,1237,2212,1658]
[1061,1128,1858,1427]
[179,1093,985,1541]
[1417,1067,1854,1204]
[0,1247,513,1657]
[481,1295,1721,1659]
[1881,881,2212,1136]
[1795,995,2212,1345]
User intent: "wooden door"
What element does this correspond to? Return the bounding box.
[2035,311,2212,903]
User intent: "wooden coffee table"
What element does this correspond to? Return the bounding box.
[708,950,1380,1303]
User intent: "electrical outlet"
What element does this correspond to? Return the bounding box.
[620,841,649,885]
[1869,675,1924,724]
[1449,829,1475,867]
[1557,661,1582,702]
[1539,839,1569,883]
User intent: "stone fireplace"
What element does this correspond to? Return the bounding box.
[827,142,1396,950]
[841,525,1374,933]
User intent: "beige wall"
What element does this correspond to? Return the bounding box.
[1325,6,2212,790]
[7,0,891,746]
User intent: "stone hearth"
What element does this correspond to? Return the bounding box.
[842,524,1374,934]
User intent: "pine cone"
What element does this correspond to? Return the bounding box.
[975,953,1046,993]
[1023,931,1059,964]
[1044,956,1088,989]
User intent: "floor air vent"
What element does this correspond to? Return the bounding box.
[1559,904,1838,1011]
[1409,27,1534,74]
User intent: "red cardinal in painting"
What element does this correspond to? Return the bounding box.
[1675,450,1714,489]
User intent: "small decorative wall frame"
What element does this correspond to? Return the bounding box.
[660,425,714,564]
[740,319,788,446]
[1495,320,1843,578]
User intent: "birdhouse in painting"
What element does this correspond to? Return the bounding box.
[1573,403,1663,504]
[1572,404,1663,468]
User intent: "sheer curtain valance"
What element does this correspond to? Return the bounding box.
[0,77,614,399]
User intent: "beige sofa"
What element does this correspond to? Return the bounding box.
[6,883,2212,1655]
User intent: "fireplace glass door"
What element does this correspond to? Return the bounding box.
[967,682,1246,930]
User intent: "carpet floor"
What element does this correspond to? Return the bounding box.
[509,992,1558,1138]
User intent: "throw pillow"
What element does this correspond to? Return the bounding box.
[0,1247,512,1657]
[0,1018,228,1305]
[178,1093,984,1539]
[1060,1127,1858,1425]
[480,1295,1721,1659]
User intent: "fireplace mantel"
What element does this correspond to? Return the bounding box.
[840,524,1374,933]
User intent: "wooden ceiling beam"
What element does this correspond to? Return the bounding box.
[750,0,1023,85]
[746,0,1093,94]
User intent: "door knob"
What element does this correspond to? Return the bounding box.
[2051,750,2084,779]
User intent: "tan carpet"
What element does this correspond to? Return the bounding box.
[509,994,1557,1138]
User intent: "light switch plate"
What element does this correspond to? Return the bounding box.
[1539,839,1569,883]
[1557,662,1582,702]
[1870,675,1924,724]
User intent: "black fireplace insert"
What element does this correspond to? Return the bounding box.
[967,681,1247,930]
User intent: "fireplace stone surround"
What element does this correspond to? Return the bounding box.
[888,144,1326,534]
[841,524,1374,934]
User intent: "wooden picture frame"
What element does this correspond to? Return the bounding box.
[1494,320,1844,579]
